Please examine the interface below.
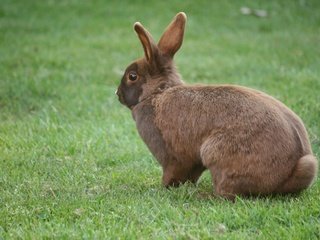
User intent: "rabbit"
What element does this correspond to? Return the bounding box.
[116,12,318,200]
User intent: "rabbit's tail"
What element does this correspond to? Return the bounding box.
[277,154,318,194]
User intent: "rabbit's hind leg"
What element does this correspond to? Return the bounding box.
[200,136,262,200]
[208,166,259,201]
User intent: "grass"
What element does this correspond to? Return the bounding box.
[0,0,319,239]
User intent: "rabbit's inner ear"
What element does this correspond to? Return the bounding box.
[158,12,187,58]
[134,22,157,64]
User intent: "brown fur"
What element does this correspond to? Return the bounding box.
[116,12,318,200]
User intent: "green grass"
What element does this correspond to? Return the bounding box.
[1,0,319,239]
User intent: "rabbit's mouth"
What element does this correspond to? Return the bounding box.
[116,87,136,110]
[116,87,125,105]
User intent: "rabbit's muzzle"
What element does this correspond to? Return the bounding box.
[116,87,125,105]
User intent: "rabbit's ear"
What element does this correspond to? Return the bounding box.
[158,12,187,58]
[134,22,157,64]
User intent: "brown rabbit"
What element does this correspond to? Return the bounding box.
[116,12,318,200]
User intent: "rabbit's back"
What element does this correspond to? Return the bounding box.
[153,85,312,169]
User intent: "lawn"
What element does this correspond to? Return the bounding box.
[0,0,319,239]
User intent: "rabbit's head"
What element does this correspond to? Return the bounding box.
[117,12,187,109]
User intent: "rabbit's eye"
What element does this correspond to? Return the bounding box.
[128,71,138,81]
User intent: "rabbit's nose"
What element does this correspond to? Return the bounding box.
[115,89,118,95]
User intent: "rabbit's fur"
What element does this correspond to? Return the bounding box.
[116,12,318,200]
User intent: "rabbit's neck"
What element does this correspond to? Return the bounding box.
[134,79,183,109]
[139,66,183,101]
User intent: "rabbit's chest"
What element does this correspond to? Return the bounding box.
[132,103,172,165]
